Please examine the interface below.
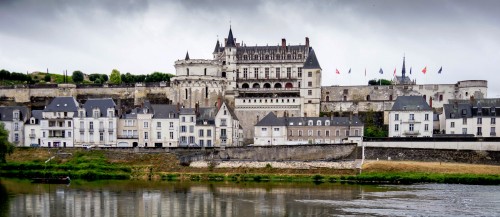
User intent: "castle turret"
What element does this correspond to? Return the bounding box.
[224,27,237,93]
[213,39,221,59]
[301,47,321,117]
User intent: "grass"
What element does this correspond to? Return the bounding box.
[362,160,500,175]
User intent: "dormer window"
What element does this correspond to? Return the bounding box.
[317,120,321,126]
[308,120,313,126]
[462,109,467,116]
[13,111,19,119]
[108,111,114,117]
[325,120,330,125]
[491,107,496,113]
[93,110,99,118]
[79,111,84,118]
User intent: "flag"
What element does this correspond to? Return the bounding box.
[348,68,351,74]
[422,66,427,74]
[393,67,396,76]
[364,68,366,77]
[336,69,340,74]
[410,67,412,74]
[379,68,383,74]
[438,66,442,74]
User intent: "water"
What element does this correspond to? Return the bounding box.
[1,179,499,217]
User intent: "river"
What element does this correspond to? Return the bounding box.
[1,179,499,217]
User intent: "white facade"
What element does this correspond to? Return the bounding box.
[388,111,434,137]
[254,125,287,146]
[74,107,117,147]
[24,114,41,147]
[40,111,76,147]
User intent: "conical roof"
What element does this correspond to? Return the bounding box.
[303,48,321,69]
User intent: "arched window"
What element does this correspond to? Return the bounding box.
[263,83,271,88]
[308,120,313,126]
[276,55,280,60]
[254,55,258,60]
[265,55,269,60]
[325,120,330,125]
[317,120,321,125]
[274,83,282,88]
[326,96,330,102]
[389,95,393,101]
[285,83,293,88]
[439,95,443,101]
[221,72,226,78]
[423,95,426,101]
[205,86,208,98]
[242,83,249,88]
[186,68,189,76]
[287,54,291,59]
[204,68,207,76]
[366,95,371,101]
[252,83,260,88]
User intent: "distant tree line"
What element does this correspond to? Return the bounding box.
[368,79,392,85]
[0,69,34,84]
[120,71,174,84]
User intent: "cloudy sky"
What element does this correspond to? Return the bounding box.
[1,0,499,95]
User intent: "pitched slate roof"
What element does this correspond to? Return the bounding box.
[443,103,472,119]
[44,97,79,112]
[31,110,43,120]
[303,48,321,69]
[151,104,178,119]
[213,39,220,53]
[391,96,432,111]
[226,27,236,47]
[179,108,195,115]
[82,98,116,117]
[0,106,29,122]
[255,112,286,126]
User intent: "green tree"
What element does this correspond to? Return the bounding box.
[101,74,108,82]
[0,122,14,163]
[44,74,51,82]
[72,71,84,83]
[109,69,122,84]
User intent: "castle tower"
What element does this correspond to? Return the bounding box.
[223,27,237,93]
[301,48,321,117]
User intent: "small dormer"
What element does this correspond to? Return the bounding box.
[107,108,114,118]
[79,109,85,118]
[325,120,330,125]
[308,120,313,126]
[13,110,20,120]
[30,117,36,124]
[317,120,321,126]
[93,108,100,118]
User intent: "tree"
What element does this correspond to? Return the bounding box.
[0,123,14,163]
[72,71,84,83]
[109,69,122,84]
[44,74,51,82]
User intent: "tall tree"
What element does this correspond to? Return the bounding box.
[109,69,122,84]
[72,71,84,83]
[0,123,14,163]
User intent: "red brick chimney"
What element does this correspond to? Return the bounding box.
[429,97,433,108]
[305,37,309,48]
[217,97,222,110]
[281,38,286,49]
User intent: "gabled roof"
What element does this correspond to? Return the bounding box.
[82,98,116,117]
[443,103,472,119]
[44,97,79,113]
[31,110,43,120]
[225,27,236,47]
[255,112,286,126]
[391,96,432,111]
[179,108,195,115]
[151,104,178,119]
[0,106,29,122]
[218,101,239,121]
[303,48,321,69]
[198,107,217,121]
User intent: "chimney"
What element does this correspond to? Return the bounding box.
[305,37,309,48]
[195,101,200,116]
[224,38,227,45]
[217,97,222,110]
[429,97,433,108]
[177,102,180,112]
[281,38,286,49]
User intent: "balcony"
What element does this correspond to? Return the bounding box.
[402,119,420,123]
[117,135,138,139]
[490,132,496,136]
[220,135,227,139]
[89,128,94,133]
[99,128,105,132]
[108,128,114,132]
[79,128,85,132]
[403,130,420,136]
[29,134,36,138]
[238,88,300,93]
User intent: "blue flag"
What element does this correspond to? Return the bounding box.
[348,68,351,74]
[379,68,383,74]
[438,66,442,74]
[410,67,412,74]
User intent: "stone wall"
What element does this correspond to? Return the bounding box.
[190,160,357,169]
[363,147,500,165]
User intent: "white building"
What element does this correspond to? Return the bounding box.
[74,98,117,147]
[442,99,500,137]
[40,97,78,147]
[388,96,433,137]
[24,110,42,147]
[0,106,29,146]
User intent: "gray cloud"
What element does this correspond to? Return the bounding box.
[1,0,499,96]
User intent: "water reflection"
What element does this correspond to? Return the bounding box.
[2,179,500,217]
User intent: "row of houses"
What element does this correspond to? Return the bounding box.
[1,96,243,148]
[388,96,500,138]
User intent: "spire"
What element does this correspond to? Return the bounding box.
[401,55,406,82]
[303,48,321,69]
[185,51,190,60]
[213,39,220,53]
[225,26,236,47]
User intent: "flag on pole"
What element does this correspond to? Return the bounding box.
[336,69,340,74]
[422,66,427,74]
[438,66,442,74]
[348,68,351,74]
[364,68,366,77]
[393,67,396,76]
[410,67,412,74]
[379,68,383,74]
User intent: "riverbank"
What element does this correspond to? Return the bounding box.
[2,148,500,184]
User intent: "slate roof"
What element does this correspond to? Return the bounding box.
[44,97,79,112]
[179,108,195,115]
[31,110,43,120]
[197,107,217,125]
[213,39,220,53]
[391,96,432,111]
[151,104,178,119]
[82,98,116,117]
[122,108,139,119]
[255,112,285,126]
[255,112,364,127]
[0,106,29,122]
[394,76,412,84]
[219,101,239,121]
[235,45,308,55]
[226,27,236,47]
[443,103,472,119]
[303,48,321,69]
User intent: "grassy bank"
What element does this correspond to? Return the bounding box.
[2,149,500,185]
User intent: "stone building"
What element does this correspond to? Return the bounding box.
[0,106,29,146]
[388,96,433,137]
[442,98,500,137]
[254,112,363,146]
[173,27,322,141]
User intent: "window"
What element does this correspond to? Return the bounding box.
[94,110,99,118]
[275,68,280,78]
[265,68,269,78]
[298,67,302,77]
[395,114,399,121]
[409,124,414,132]
[207,140,212,147]
[243,68,248,78]
[262,128,267,132]
[336,130,340,136]
[286,67,291,78]
[462,128,467,134]
[144,132,149,140]
[355,130,359,136]
[254,68,259,78]
[463,118,467,125]
[492,118,496,124]
[478,118,482,124]
[308,71,312,77]
[167,132,173,139]
[345,130,350,137]
[182,117,185,122]
[144,122,149,128]
[308,81,312,87]
[425,114,429,121]
[326,130,330,137]
[68,121,72,127]
[100,132,104,141]
[90,122,94,130]
[181,126,186,132]
[221,129,227,138]
[156,132,161,140]
[410,114,415,120]
[424,124,429,131]
[169,122,174,128]
[317,120,321,126]
[157,122,161,128]
[80,111,84,117]
[14,123,18,131]
[221,119,227,126]
[190,117,194,122]
[274,128,279,132]
[298,130,303,136]
[491,127,496,135]
[308,90,312,95]
[308,130,313,136]
[199,140,204,147]
[189,126,194,133]
[108,111,114,117]
[451,122,455,128]
[14,133,18,142]
[395,124,399,132]
[477,127,482,135]
[308,120,313,126]
[199,130,204,137]
[189,136,195,143]
[317,130,321,136]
